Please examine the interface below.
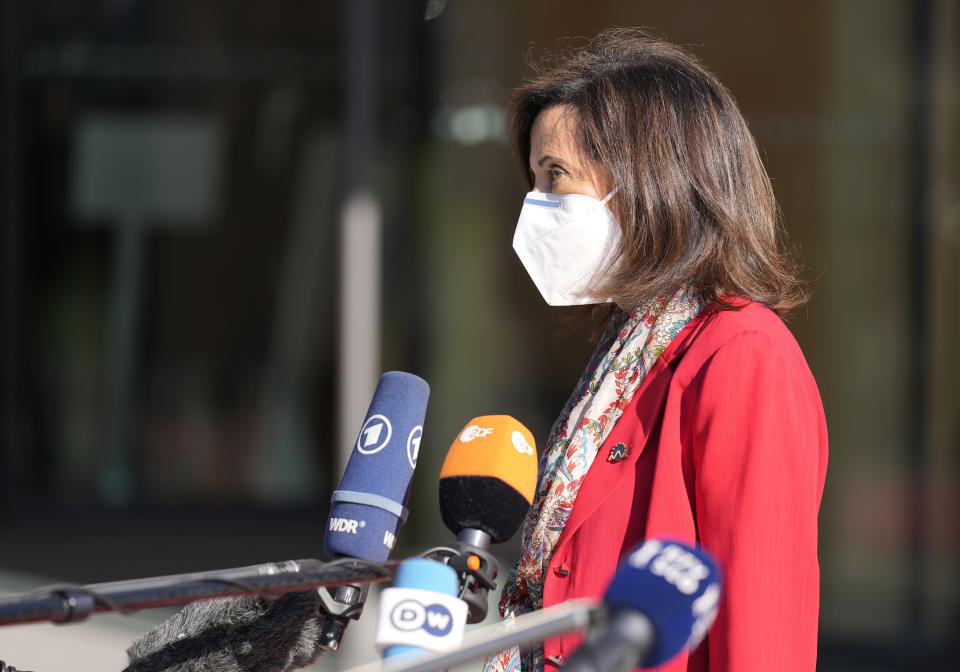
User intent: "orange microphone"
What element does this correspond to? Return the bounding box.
[438,415,538,547]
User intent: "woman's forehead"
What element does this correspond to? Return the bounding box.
[530,105,584,163]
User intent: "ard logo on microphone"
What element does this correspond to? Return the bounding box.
[357,414,392,455]
[390,599,454,636]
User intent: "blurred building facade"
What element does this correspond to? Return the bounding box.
[0,0,957,669]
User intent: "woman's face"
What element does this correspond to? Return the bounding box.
[529,104,609,198]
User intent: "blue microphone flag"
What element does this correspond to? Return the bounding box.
[381,558,461,659]
[325,371,430,561]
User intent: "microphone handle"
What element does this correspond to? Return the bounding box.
[422,531,499,624]
[317,582,370,651]
[561,610,655,672]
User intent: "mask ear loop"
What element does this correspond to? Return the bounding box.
[600,186,620,205]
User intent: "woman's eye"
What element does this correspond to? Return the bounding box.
[548,165,568,181]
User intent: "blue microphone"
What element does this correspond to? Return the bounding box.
[325,371,430,561]
[375,558,468,659]
[563,539,723,672]
[318,371,429,653]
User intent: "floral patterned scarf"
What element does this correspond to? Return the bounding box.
[484,290,703,672]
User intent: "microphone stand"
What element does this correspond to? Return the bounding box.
[0,558,398,626]
[422,529,499,624]
[0,534,506,633]
[0,536,503,630]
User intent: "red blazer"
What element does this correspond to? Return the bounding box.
[541,301,828,672]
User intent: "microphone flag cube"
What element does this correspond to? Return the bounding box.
[377,558,469,656]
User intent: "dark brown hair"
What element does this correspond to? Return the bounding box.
[509,29,806,316]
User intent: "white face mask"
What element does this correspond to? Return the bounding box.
[512,188,621,306]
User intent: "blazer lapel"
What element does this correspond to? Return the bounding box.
[550,307,712,556]
[553,355,675,552]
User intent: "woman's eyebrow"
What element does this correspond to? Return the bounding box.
[536,154,564,167]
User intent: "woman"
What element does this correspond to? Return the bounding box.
[488,30,828,672]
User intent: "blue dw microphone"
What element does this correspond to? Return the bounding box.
[325,371,430,561]
[375,558,468,659]
[563,538,723,672]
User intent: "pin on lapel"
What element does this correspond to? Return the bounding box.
[607,442,628,463]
